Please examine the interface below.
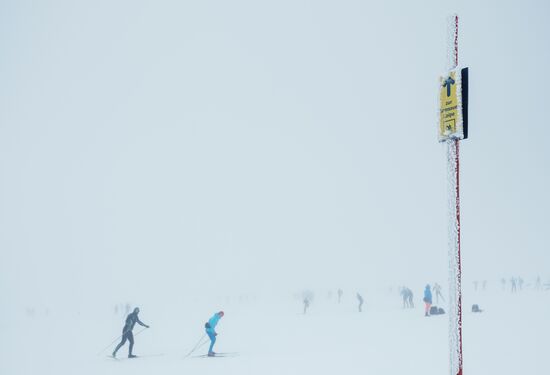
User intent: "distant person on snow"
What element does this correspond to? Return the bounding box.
[205,311,224,357]
[423,285,433,317]
[407,288,414,308]
[303,298,310,314]
[400,287,414,308]
[112,307,150,358]
[357,293,364,312]
[535,276,542,291]
[400,287,409,308]
[337,289,343,304]
[510,277,517,293]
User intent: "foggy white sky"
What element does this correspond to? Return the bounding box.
[1,0,549,308]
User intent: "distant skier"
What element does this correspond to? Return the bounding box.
[400,287,414,308]
[423,285,432,317]
[400,287,409,308]
[205,311,224,357]
[433,283,444,304]
[535,276,542,290]
[399,286,410,309]
[473,280,478,291]
[357,293,364,312]
[482,280,487,291]
[112,307,150,358]
[501,278,506,291]
[303,298,310,314]
[337,289,343,304]
[510,277,517,293]
[407,288,414,308]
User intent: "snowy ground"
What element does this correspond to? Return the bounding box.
[1,287,548,375]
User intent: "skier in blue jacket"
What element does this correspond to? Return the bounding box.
[205,311,224,356]
[423,285,433,317]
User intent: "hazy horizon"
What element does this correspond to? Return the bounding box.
[1,0,549,312]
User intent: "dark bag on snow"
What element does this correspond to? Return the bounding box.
[438,307,445,315]
[430,306,439,315]
[472,304,482,313]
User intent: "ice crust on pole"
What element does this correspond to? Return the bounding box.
[444,13,464,375]
[446,139,462,375]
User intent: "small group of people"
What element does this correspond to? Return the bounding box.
[399,284,444,316]
[507,276,524,292]
[472,280,487,291]
[422,284,446,316]
[113,302,132,316]
[112,308,224,358]
[501,275,549,292]
[303,290,364,314]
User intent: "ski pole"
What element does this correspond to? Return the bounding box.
[184,334,207,358]
[191,336,209,356]
[133,327,148,337]
[184,333,207,358]
[97,327,149,356]
[97,334,123,356]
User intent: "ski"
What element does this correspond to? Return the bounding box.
[107,353,164,360]
[191,352,239,358]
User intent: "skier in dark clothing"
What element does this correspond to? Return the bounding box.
[400,287,409,308]
[357,293,364,312]
[510,277,517,293]
[400,287,414,308]
[303,298,310,314]
[407,288,414,308]
[112,307,150,358]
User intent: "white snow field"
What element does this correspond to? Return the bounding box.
[1,287,547,375]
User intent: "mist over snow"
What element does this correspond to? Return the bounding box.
[1,0,549,374]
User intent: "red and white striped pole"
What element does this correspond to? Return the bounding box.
[446,14,464,375]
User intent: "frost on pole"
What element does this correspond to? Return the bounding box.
[440,13,467,375]
[439,14,469,143]
[446,140,462,375]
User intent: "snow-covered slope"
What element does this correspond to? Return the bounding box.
[1,287,547,375]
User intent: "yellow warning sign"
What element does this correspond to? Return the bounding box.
[439,70,462,141]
